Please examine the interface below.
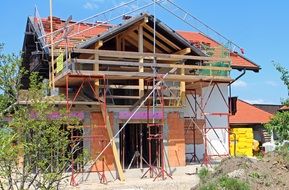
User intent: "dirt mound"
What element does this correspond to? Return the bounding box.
[213,148,289,190]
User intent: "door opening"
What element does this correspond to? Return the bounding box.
[119,123,158,169]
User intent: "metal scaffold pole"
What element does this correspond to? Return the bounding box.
[49,0,55,89]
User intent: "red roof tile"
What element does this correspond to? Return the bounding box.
[229,100,272,124]
[37,17,259,72]
[177,31,260,71]
[40,17,111,48]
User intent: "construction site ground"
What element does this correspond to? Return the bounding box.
[197,146,289,190]
[63,164,201,190]
[62,145,289,190]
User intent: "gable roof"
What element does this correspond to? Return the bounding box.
[24,13,259,71]
[230,99,272,125]
[178,31,260,72]
[78,13,205,56]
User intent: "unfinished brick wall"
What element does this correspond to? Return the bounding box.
[167,112,186,167]
[90,112,115,171]
[184,119,205,144]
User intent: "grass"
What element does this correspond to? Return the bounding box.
[198,167,209,182]
[199,176,250,190]
[276,143,289,163]
[249,172,261,179]
[197,169,250,190]
[219,176,250,190]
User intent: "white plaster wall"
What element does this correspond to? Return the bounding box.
[203,83,229,155]
[183,94,203,119]
[183,83,230,159]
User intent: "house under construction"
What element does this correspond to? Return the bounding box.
[20,1,260,185]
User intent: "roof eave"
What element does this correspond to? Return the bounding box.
[231,65,260,73]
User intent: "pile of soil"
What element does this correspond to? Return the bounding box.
[211,150,289,190]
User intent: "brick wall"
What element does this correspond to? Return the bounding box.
[184,119,205,144]
[167,112,186,166]
[90,112,115,171]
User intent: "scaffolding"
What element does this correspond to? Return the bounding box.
[185,81,231,166]
[140,78,172,180]
[30,0,241,186]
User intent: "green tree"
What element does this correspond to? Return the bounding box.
[0,45,84,189]
[274,63,289,105]
[0,43,25,112]
[265,63,289,142]
[265,111,289,141]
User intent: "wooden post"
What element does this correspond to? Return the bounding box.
[138,25,144,97]
[177,65,186,106]
[50,0,55,89]
[116,35,121,51]
[94,41,103,98]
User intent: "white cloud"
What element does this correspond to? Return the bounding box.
[231,80,247,88]
[83,2,98,10]
[265,81,278,87]
[83,0,105,10]
[244,99,273,104]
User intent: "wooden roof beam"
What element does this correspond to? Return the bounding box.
[143,24,181,51]
[142,30,172,53]
[175,48,191,55]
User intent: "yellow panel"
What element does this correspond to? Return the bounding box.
[230,127,253,157]
[56,52,64,73]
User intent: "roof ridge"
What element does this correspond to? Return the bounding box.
[238,99,273,116]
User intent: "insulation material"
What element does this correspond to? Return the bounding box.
[230,128,253,157]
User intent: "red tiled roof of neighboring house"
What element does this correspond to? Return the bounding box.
[177,31,260,71]
[229,100,273,125]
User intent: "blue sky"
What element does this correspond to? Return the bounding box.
[0,0,288,104]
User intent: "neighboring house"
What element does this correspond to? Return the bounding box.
[253,103,282,114]
[230,99,273,143]
[278,105,289,111]
[20,12,260,181]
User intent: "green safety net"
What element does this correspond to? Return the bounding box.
[199,44,231,77]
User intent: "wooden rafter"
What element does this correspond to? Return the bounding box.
[143,24,181,51]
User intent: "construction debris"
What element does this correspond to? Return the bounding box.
[196,145,289,190]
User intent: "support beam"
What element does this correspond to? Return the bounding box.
[142,30,172,53]
[75,59,231,71]
[72,49,231,62]
[101,108,125,181]
[175,48,191,55]
[128,32,163,53]
[138,25,144,97]
[177,64,186,106]
[94,41,103,98]
[116,35,121,51]
[143,24,181,50]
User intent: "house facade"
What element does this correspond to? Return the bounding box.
[21,13,260,181]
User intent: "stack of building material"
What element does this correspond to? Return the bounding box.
[230,128,253,157]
